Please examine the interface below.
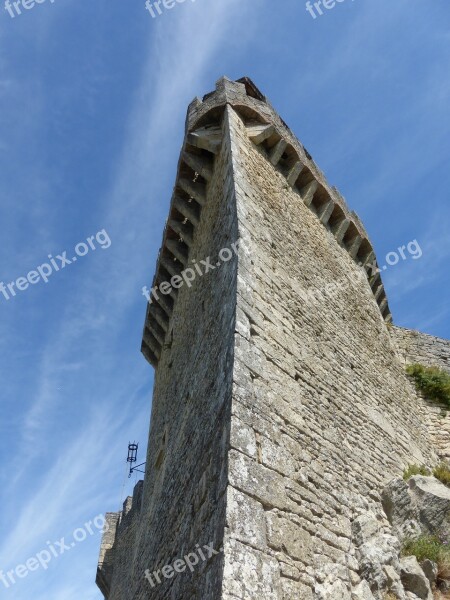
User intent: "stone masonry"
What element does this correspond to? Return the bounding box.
[391,326,450,461]
[96,77,450,600]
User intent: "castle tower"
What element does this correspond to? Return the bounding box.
[96,77,450,600]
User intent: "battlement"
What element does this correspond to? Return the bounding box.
[141,76,391,369]
[96,481,143,598]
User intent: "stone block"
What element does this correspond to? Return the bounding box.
[266,512,313,563]
[226,487,267,550]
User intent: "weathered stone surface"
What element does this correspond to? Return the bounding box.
[409,475,450,537]
[226,486,267,550]
[316,578,352,600]
[382,475,450,541]
[391,326,450,459]
[391,326,450,374]
[399,556,433,600]
[222,539,280,599]
[381,478,422,542]
[280,578,314,600]
[266,512,313,563]
[352,514,381,547]
[351,580,376,600]
[420,559,438,586]
[383,565,406,600]
[353,513,402,595]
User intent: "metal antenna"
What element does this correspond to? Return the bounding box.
[127,442,146,478]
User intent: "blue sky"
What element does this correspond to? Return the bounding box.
[0,0,449,597]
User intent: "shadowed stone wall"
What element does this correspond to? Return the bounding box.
[97,95,240,600]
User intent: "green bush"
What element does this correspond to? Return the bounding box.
[403,462,450,488]
[406,364,450,407]
[403,535,450,583]
[403,535,443,562]
[403,464,430,480]
[434,463,450,488]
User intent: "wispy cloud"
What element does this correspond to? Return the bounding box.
[0,1,258,598]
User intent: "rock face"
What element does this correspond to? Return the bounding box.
[399,556,433,600]
[421,559,438,586]
[382,475,450,542]
[352,511,407,599]
[409,476,450,537]
[348,475,450,599]
[352,513,403,597]
[351,580,376,600]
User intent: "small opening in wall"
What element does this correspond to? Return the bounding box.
[194,108,222,129]
[277,143,298,173]
[356,239,372,265]
[310,186,330,217]
[296,167,315,191]
[342,222,359,249]
[327,204,346,233]
[179,163,207,187]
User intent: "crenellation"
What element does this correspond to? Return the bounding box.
[96,482,144,598]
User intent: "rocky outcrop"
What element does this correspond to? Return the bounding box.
[421,559,438,587]
[350,475,450,599]
[352,580,376,600]
[352,510,407,599]
[399,556,433,600]
[352,512,403,598]
[382,475,450,542]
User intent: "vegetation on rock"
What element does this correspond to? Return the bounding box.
[433,463,450,488]
[403,464,430,480]
[406,364,450,407]
[403,535,450,589]
[402,462,450,488]
[403,535,446,563]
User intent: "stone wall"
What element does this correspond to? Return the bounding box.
[96,511,121,598]
[222,100,437,600]
[390,326,450,460]
[391,325,450,373]
[97,77,448,600]
[96,482,143,599]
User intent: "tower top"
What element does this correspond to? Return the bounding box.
[142,76,391,368]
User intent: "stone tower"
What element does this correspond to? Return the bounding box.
[96,77,450,600]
